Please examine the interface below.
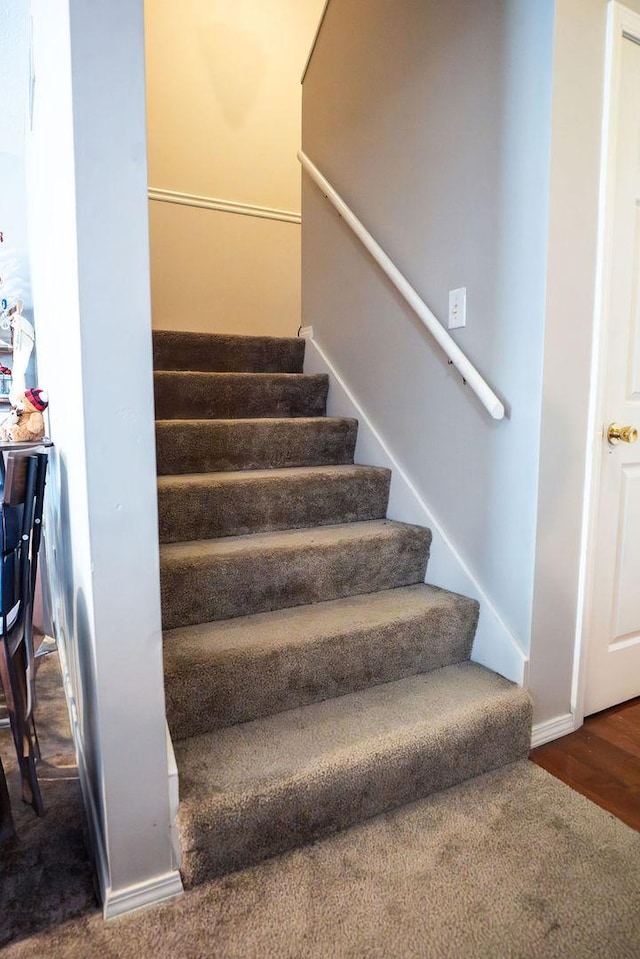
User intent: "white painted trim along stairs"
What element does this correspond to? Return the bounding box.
[530,713,578,749]
[301,328,529,688]
[56,629,183,919]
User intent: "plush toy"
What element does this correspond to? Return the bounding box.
[0,407,18,442]
[1,388,48,443]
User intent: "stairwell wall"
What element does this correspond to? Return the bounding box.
[302,1,555,674]
[144,0,325,337]
[26,0,181,915]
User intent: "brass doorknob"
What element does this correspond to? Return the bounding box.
[607,423,638,445]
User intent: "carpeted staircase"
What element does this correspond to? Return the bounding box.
[153,330,532,888]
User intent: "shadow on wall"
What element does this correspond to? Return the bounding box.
[200,23,268,127]
[44,451,105,843]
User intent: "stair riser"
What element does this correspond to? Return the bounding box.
[178,692,532,885]
[165,598,479,740]
[154,372,328,420]
[157,469,391,543]
[153,331,304,374]
[160,527,431,629]
[155,419,357,475]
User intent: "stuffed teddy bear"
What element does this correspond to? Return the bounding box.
[0,388,48,443]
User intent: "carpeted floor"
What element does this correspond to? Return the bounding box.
[0,652,98,948]
[1,653,640,958]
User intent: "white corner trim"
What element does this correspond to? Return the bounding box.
[148,188,301,225]
[530,712,578,749]
[301,0,333,84]
[167,721,181,871]
[103,870,184,921]
[302,331,528,685]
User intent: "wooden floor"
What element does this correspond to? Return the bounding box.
[530,697,640,832]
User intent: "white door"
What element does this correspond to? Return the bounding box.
[584,16,640,716]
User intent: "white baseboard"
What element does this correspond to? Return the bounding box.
[56,632,184,918]
[103,870,184,921]
[302,331,528,685]
[530,712,578,748]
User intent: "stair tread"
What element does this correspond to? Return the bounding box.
[154,372,328,420]
[155,416,356,426]
[175,662,526,800]
[164,584,478,738]
[153,331,302,348]
[153,330,301,344]
[155,371,321,382]
[160,519,426,561]
[153,330,305,373]
[155,416,358,475]
[157,464,390,543]
[164,583,475,655]
[157,464,389,490]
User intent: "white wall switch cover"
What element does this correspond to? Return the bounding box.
[448,287,466,329]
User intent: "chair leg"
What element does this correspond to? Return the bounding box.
[0,756,15,842]
[16,729,44,816]
[13,664,45,816]
[0,644,45,817]
[30,715,42,761]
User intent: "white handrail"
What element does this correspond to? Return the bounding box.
[298,150,505,421]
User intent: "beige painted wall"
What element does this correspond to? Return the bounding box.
[145,0,325,335]
[149,201,301,336]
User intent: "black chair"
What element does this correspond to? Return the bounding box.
[0,452,48,817]
[0,755,14,840]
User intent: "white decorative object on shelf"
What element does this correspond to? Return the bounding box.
[8,309,35,405]
[0,301,35,405]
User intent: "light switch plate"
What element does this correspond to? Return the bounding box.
[448,287,466,329]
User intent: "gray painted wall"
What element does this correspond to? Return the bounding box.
[302,0,556,651]
[26,0,178,909]
[0,2,31,316]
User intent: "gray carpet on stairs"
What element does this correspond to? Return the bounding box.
[163,584,479,739]
[152,329,534,890]
[159,520,432,629]
[153,330,304,373]
[154,371,328,419]
[175,662,531,885]
[155,416,357,475]
[157,464,391,542]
